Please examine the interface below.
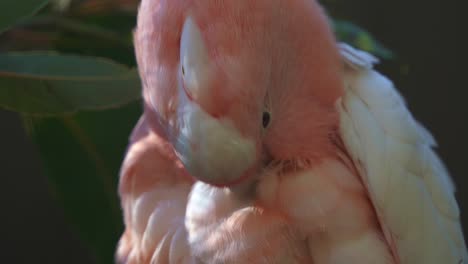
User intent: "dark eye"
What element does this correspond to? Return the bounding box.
[181,65,185,76]
[262,111,271,128]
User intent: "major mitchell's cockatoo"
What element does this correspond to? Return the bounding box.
[116,0,468,263]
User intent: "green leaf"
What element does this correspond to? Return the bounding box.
[0,0,49,34]
[332,19,395,60]
[0,52,141,115]
[24,102,141,264]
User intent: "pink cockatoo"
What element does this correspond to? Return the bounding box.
[116,0,468,263]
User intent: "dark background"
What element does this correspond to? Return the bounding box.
[0,0,465,263]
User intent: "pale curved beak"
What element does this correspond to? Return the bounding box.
[171,91,257,186]
[173,16,258,185]
[179,16,217,114]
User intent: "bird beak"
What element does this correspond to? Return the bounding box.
[171,89,257,186]
[179,16,234,118]
[172,16,258,186]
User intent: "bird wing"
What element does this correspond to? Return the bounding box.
[337,43,467,264]
[116,114,193,263]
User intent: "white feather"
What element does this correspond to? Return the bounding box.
[338,43,467,263]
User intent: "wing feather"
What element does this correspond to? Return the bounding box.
[337,43,467,263]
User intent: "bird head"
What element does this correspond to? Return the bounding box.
[135,0,344,186]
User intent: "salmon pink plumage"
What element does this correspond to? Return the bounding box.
[116,0,468,263]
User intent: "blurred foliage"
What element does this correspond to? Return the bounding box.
[0,0,49,33]
[0,53,140,115]
[0,1,393,263]
[22,102,140,263]
[332,19,394,60]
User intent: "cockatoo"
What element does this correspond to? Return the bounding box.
[116,0,467,263]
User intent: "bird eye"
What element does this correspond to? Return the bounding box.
[262,112,271,128]
[181,65,185,76]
